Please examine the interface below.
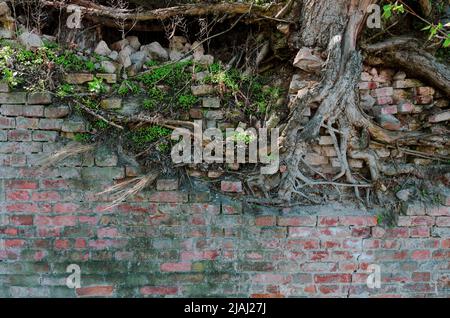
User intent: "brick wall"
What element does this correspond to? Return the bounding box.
[0,88,449,298]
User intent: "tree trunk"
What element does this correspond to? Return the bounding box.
[278,0,378,202]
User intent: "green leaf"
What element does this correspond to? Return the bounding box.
[382,4,393,20]
[443,37,450,48]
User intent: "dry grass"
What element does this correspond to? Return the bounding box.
[97,172,159,210]
[37,143,96,170]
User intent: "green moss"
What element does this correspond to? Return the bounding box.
[73,133,91,143]
[56,83,74,98]
[130,125,172,146]
[177,94,198,110]
[117,80,141,96]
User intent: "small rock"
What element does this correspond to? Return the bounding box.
[202,97,220,108]
[94,41,112,56]
[395,189,411,202]
[191,85,215,96]
[64,73,94,84]
[429,110,450,123]
[169,36,188,51]
[126,36,141,50]
[191,41,205,55]
[376,114,402,130]
[130,51,148,71]
[18,31,43,48]
[100,61,117,74]
[393,71,407,80]
[111,39,129,52]
[108,51,119,60]
[194,54,214,66]
[141,42,169,61]
[100,98,122,110]
[0,28,13,39]
[204,110,223,120]
[118,50,131,68]
[293,47,323,73]
[169,50,183,61]
[208,171,223,179]
[96,73,117,84]
[0,2,11,16]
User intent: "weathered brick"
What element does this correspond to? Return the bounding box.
[64,73,94,84]
[140,286,178,295]
[0,116,15,128]
[44,106,70,118]
[221,181,243,193]
[429,111,450,123]
[27,92,52,105]
[1,105,23,116]
[38,119,63,130]
[22,105,44,117]
[156,179,179,191]
[277,216,316,227]
[7,130,32,141]
[76,285,114,297]
[0,92,27,104]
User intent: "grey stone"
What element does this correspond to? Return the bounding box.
[18,32,43,48]
[100,61,117,74]
[100,98,122,110]
[126,36,141,50]
[94,40,112,56]
[202,97,220,108]
[141,42,168,61]
[396,189,412,202]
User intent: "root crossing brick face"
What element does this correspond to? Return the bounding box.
[1,88,449,298]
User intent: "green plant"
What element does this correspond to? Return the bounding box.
[56,83,74,98]
[118,80,141,96]
[131,125,172,146]
[93,120,109,130]
[177,94,198,110]
[142,87,166,110]
[87,77,107,94]
[382,0,450,48]
[73,133,91,143]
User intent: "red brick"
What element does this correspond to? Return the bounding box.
[6,180,38,189]
[409,226,430,238]
[148,191,188,203]
[288,227,317,238]
[411,250,431,260]
[6,203,51,213]
[314,274,351,284]
[436,217,450,227]
[318,216,339,226]
[35,216,77,226]
[140,286,178,295]
[372,227,408,238]
[412,272,431,282]
[54,239,70,249]
[277,216,316,227]
[160,263,192,272]
[7,190,30,201]
[358,82,378,90]
[31,191,60,202]
[287,239,319,250]
[339,216,377,226]
[398,216,434,226]
[426,206,450,216]
[9,215,33,225]
[53,203,80,213]
[97,227,119,238]
[74,238,87,249]
[76,286,114,297]
[220,181,243,193]
[5,239,25,248]
[255,216,276,226]
[7,130,32,141]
